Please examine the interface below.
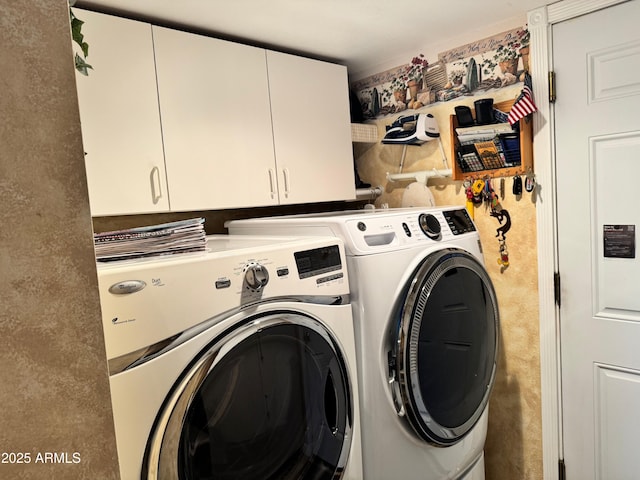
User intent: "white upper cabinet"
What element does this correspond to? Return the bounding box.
[74,10,355,215]
[267,51,355,205]
[153,28,355,210]
[74,10,169,216]
[152,27,279,211]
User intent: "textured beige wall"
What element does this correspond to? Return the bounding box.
[0,1,120,478]
[355,88,543,480]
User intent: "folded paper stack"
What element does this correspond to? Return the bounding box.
[94,218,206,262]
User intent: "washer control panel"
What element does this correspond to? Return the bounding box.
[294,244,343,279]
[97,236,349,360]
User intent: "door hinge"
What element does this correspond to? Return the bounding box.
[558,458,566,480]
[549,71,557,103]
[554,272,561,307]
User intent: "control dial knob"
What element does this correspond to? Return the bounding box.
[243,262,270,292]
[418,213,442,240]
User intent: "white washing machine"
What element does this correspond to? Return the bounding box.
[96,235,362,480]
[227,207,499,480]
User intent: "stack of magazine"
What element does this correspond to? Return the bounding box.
[94,218,206,262]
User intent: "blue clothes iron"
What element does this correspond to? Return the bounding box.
[382,113,440,145]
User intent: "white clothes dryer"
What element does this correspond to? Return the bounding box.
[227,207,499,480]
[96,235,362,480]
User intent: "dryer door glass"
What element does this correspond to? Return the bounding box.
[148,314,353,480]
[395,248,499,446]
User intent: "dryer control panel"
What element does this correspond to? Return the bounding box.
[442,208,476,235]
[342,207,477,255]
[226,206,481,257]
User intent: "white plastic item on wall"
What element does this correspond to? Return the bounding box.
[386,168,452,184]
[401,182,436,207]
[351,123,378,143]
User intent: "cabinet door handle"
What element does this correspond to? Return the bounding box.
[150,166,162,204]
[268,168,277,199]
[283,168,290,198]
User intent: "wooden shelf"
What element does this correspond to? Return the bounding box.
[450,99,533,181]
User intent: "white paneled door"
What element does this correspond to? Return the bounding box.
[554,1,640,478]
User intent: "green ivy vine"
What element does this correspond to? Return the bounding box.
[70,8,92,75]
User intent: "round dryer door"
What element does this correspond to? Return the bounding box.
[145,312,354,480]
[391,248,499,446]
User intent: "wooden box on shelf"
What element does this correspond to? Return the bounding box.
[449,98,533,181]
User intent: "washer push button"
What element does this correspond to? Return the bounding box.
[277,267,290,277]
[316,272,344,284]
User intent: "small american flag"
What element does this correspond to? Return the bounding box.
[507,72,537,126]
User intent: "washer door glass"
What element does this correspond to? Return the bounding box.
[393,248,499,446]
[147,313,352,480]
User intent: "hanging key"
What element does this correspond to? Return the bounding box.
[525,170,536,192]
[471,179,485,205]
[485,178,501,211]
[512,175,522,196]
[485,179,493,209]
[497,238,510,269]
[463,178,474,219]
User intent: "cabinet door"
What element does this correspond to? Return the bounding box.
[152,27,277,211]
[266,51,356,205]
[74,10,169,216]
